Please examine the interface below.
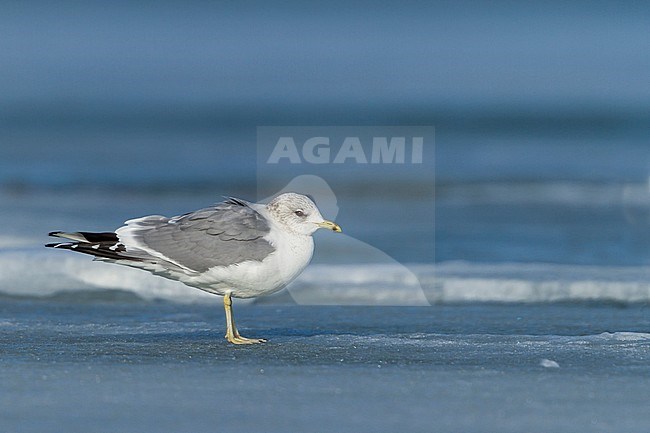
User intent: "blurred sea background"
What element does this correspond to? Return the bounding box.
[2,2,650,433]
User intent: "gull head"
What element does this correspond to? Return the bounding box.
[266,192,342,236]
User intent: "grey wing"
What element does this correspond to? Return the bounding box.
[118,199,275,273]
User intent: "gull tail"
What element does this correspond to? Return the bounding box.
[46,231,143,262]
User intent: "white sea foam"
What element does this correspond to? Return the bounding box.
[593,332,650,341]
[286,263,430,305]
[4,249,650,304]
[540,359,560,368]
[0,249,213,303]
[429,261,650,303]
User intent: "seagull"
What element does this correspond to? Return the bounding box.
[46,193,341,344]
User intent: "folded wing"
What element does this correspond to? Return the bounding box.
[48,198,276,274]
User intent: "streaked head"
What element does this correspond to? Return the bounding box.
[266,193,342,235]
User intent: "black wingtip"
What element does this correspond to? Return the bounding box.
[45,242,70,248]
[48,231,62,237]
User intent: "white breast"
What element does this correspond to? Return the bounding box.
[263,227,315,290]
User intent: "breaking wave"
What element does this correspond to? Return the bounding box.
[3,247,650,305]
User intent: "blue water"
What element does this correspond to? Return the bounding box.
[2,2,650,432]
[1,301,650,433]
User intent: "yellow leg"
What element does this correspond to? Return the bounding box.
[223,292,266,345]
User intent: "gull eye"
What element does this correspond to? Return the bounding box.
[294,210,306,217]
